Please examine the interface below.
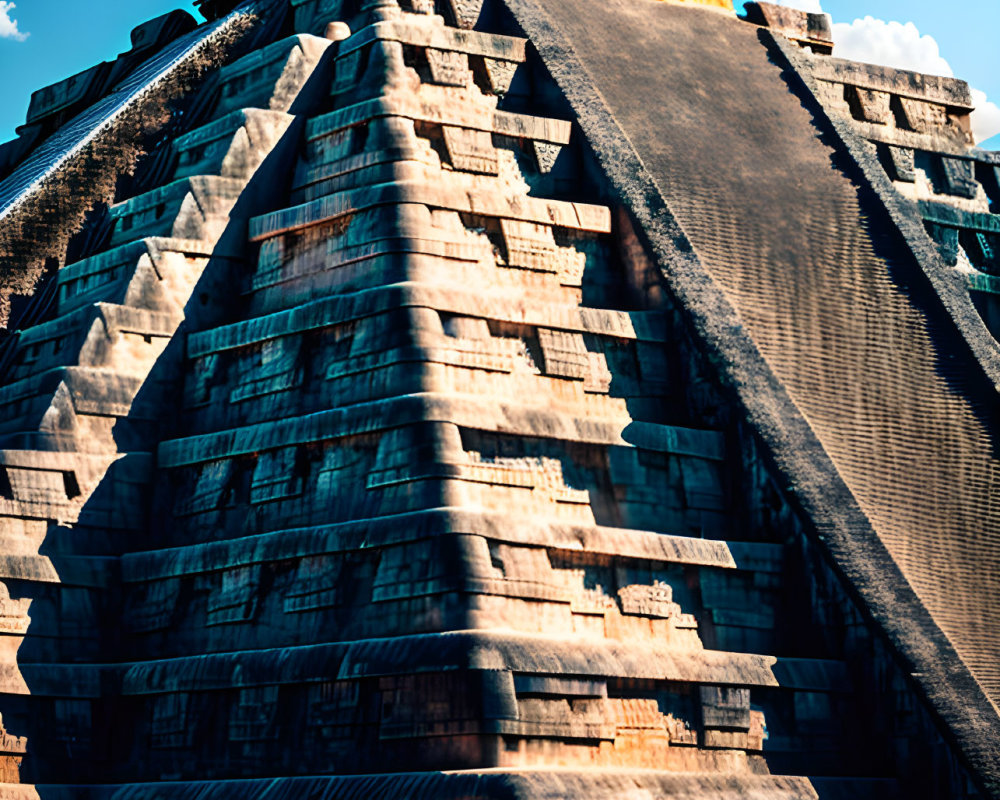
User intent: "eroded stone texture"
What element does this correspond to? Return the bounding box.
[0,0,994,798]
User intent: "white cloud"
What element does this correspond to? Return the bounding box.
[832,17,952,77]
[748,0,825,12]
[970,89,1000,146]
[831,16,1000,145]
[0,2,27,41]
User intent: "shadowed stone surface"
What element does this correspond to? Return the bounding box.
[505,0,1000,789]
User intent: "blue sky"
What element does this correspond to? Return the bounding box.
[0,0,997,146]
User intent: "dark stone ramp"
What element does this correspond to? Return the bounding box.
[31,773,823,800]
[503,0,1000,789]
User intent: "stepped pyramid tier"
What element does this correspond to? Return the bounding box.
[0,0,997,797]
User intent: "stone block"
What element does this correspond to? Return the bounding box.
[216,34,332,116]
[939,156,979,199]
[173,109,296,182]
[846,86,892,125]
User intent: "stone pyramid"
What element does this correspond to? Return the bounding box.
[0,0,997,797]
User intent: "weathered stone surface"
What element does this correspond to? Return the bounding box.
[743,2,832,53]
[0,0,995,797]
[503,0,1000,795]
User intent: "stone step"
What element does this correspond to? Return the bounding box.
[156,395,723,467]
[8,773,885,800]
[16,631,779,693]
[249,179,611,242]
[55,238,212,317]
[109,175,247,249]
[121,510,739,581]
[173,108,296,183]
[8,303,179,384]
[215,33,332,117]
